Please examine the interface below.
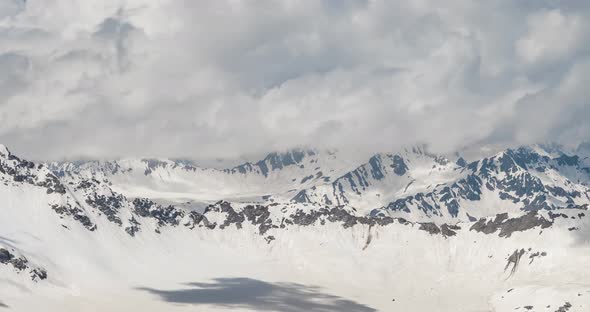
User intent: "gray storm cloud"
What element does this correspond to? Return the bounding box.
[1,0,590,160]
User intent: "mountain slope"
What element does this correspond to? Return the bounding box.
[371,146,590,222]
[49,144,590,225]
[1,144,589,311]
[292,146,464,214]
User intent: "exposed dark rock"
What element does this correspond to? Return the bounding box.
[391,155,408,176]
[141,159,172,175]
[37,175,67,194]
[419,223,441,235]
[498,212,552,237]
[292,190,311,203]
[549,212,569,219]
[125,217,141,237]
[205,201,245,230]
[529,251,547,264]
[242,205,273,234]
[440,224,460,237]
[265,236,275,244]
[10,257,28,271]
[227,149,312,177]
[85,193,124,225]
[31,268,47,281]
[0,249,14,263]
[133,198,184,227]
[50,204,96,231]
[470,213,508,234]
[456,157,467,167]
[0,151,67,195]
[300,175,314,184]
[470,212,552,238]
[555,302,572,312]
[0,248,47,282]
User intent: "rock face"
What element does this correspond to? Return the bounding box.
[199,201,397,234]
[0,147,67,195]
[132,198,183,227]
[0,248,47,282]
[292,151,417,207]
[227,149,315,177]
[470,212,553,238]
[555,302,572,312]
[51,203,96,231]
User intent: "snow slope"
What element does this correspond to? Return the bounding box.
[1,144,590,312]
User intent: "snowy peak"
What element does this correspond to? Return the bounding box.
[227,148,316,176]
[291,147,461,215]
[374,146,590,222]
[0,147,65,195]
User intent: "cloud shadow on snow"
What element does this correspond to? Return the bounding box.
[137,277,376,312]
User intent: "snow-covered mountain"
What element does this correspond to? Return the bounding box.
[47,148,361,207]
[1,143,589,312]
[49,144,590,222]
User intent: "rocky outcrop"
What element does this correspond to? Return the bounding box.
[86,193,124,226]
[0,149,67,195]
[555,302,572,312]
[51,204,96,231]
[132,198,184,227]
[470,212,552,238]
[0,248,47,282]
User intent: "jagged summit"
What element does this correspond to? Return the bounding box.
[227,148,317,176]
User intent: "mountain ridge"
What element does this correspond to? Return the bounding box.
[0,143,589,311]
[42,143,590,223]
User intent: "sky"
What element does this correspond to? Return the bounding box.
[1,0,590,161]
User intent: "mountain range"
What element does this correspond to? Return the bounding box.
[1,143,589,311]
[46,143,590,222]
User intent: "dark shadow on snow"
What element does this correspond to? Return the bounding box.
[0,301,8,308]
[137,277,376,312]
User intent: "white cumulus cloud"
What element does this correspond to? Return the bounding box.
[0,0,589,161]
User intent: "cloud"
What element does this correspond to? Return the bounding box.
[517,9,588,65]
[0,0,589,160]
